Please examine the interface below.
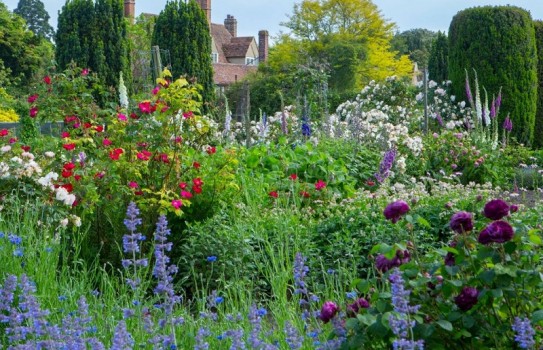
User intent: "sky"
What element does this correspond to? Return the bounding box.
[2,0,543,41]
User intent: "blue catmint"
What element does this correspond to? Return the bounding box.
[225,328,246,349]
[388,269,424,350]
[284,322,303,349]
[194,327,211,350]
[512,317,535,349]
[121,202,147,290]
[247,305,277,349]
[110,320,134,350]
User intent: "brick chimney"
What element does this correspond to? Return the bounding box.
[124,0,135,24]
[224,15,237,37]
[258,30,269,63]
[197,0,211,25]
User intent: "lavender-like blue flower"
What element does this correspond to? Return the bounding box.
[284,322,304,349]
[435,113,444,127]
[194,327,211,350]
[153,215,182,347]
[301,117,311,137]
[121,202,147,290]
[110,320,134,350]
[375,148,397,183]
[388,269,424,350]
[225,328,246,349]
[512,317,535,349]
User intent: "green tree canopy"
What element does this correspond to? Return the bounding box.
[152,0,214,112]
[0,1,51,86]
[14,0,54,40]
[391,28,437,67]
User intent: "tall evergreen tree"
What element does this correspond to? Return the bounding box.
[428,31,448,83]
[448,6,538,145]
[55,0,130,89]
[14,0,54,41]
[152,0,214,112]
[534,20,543,148]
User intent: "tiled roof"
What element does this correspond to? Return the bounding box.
[222,36,254,58]
[213,63,257,86]
[211,23,232,63]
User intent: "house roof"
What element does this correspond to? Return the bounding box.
[210,23,232,63]
[222,37,254,58]
[213,63,257,86]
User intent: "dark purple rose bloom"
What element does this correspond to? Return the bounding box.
[510,204,518,213]
[450,211,473,233]
[483,199,510,220]
[444,241,457,266]
[347,298,370,316]
[454,286,479,311]
[376,250,410,272]
[478,220,514,245]
[319,301,339,323]
[383,200,410,223]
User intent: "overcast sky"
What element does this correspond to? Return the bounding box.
[2,0,543,40]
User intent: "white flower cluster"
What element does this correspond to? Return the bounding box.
[55,187,76,207]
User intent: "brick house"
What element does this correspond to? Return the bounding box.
[124,0,269,89]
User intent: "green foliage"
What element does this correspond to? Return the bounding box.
[448,6,538,145]
[0,2,51,86]
[534,21,543,148]
[55,0,131,90]
[14,0,54,40]
[151,0,214,113]
[391,28,437,67]
[127,14,157,94]
[428,31,448,83]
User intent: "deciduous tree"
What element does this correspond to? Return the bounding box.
[14,0,54,40]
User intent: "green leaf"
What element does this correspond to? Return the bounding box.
[436,320,453,331]
[345,318,359,330]
[528,232,542,245]
[532,310,543,324]
[357,280,370,294]
[478,270,495,283]
[416,216,431,228]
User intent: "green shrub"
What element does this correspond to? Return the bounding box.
[448,6,538,145]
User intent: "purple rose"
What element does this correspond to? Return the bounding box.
[319,301,339,323]
[383,200,410,224]
[478,220,514,245]
[483,199,510,220]
[454,286,479,311]
[510,204,518,213]
[347,298,370,316]
[375,250,410,272]
[450,211,474,233]
[444,241,457,266]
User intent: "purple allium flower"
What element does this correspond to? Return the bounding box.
[449,211,474,233]
[319,301,339,323]
[284,321,303,350]
[483,199,510,220]
[503,116,513,132]
[454,286,479,311]
[478,220,514,245]
[383,200,410,224]
[512,317,536,349]
[346,298,370,316]
[376,250,410,272]
[375,148,397,183]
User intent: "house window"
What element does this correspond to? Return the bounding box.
[211,52,219,63]
[246,57,256,65]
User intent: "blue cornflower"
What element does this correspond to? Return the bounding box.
[215,296,224,304]
[8,234,22,245]
[346,291,357,299]
[58,295,67,302]
[206,256,217,262]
